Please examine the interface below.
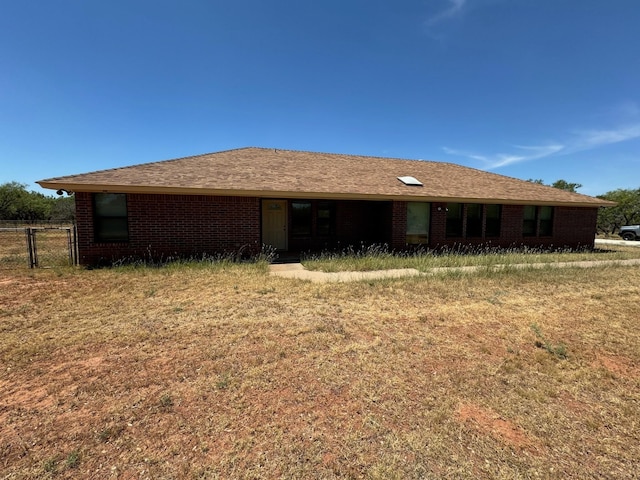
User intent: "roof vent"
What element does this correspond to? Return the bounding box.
[397,176,423,186]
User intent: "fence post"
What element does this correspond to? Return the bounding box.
[32,228,38,268]
[25,227,38,268]
[24,228,30,268]
[72,224,78,265]
[66,228,73,265]
[64,226,79,266]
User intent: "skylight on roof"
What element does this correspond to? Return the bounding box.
[397,176,423,186]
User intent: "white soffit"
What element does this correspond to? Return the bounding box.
[397,176,423,186]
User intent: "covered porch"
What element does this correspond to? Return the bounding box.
[261,199,396,254]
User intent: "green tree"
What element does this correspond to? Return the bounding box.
[0,181,62,222]
[50,196,76,223]
[22,191,52,221]
[0,182,46,220]
[0,181,24,219]
[596,188,640,234]
[526,179,582,192]
[551,179,582,193]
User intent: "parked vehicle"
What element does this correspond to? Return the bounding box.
[619,225,640,241]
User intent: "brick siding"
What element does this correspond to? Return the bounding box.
[74,193,599,265]
[390,201,407,249]
[75,192,260,265]
[427,203,597,249]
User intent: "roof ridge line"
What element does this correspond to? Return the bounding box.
[255,146,445,164]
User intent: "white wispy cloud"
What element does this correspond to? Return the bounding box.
[443,144,563,169]
[426,0,467,26]
[443,123,640,170]
[568,124,640,152]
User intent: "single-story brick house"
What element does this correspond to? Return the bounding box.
[38,147,613,265]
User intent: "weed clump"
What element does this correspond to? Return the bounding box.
[531,323,568,359]
[106,243,277,269]
[302,242,602,273]
[65,450,80,469]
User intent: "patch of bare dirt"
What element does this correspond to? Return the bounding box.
[558,391,592,415]
[456,403,544,455]
[594,353,639,378]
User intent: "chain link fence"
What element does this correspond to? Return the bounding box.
[0,223,77,269]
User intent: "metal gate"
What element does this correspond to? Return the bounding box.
[0,226,77,269]
[25,226,78,268]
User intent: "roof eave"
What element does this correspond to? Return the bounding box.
[37,181,614,208]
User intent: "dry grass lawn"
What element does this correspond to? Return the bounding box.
[1,260,640,479]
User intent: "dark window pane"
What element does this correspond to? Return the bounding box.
[523,205,537,237]
[95,193,126,216]
[485,205,501,237]
[94,193,129,242]
[317,201,335,236]
[539,206,553,236]
[466,204,482,237]
[406,202,430,244]
[291,201,312,236]
[96,218,129,242]
[446,203,463,237]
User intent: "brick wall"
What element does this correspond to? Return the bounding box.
[428,202,448,246]
[501,205,524,245]
[550,206,599,247]
[390,201,407,249]
[75,193,260,265]
[75,193,599,265]
[425,202,598,249]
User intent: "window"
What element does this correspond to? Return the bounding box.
[523,206,554,237]
[539,206,553,236]
[317,201,335,236]
[466,204,483,237]
[291,201,312,236]
[523,205,537,237]
[441,203,503,239]
[440,203,502,239]
[406,202,430,244]
[94,193,129,242]
[446,203,463,237]
[485,205,501,237]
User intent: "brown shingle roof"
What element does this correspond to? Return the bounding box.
[37,147,613,207]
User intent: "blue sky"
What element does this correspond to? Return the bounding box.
[1,0,639,197]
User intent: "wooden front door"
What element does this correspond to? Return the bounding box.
[262,200,288,250]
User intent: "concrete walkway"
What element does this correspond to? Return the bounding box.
[595,238,640,247]
[269,263,422,283]
[269,258,640,283]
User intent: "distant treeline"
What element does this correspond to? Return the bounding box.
[595,187,640,234]
[0,182,75,223]
[1,180,638,234]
